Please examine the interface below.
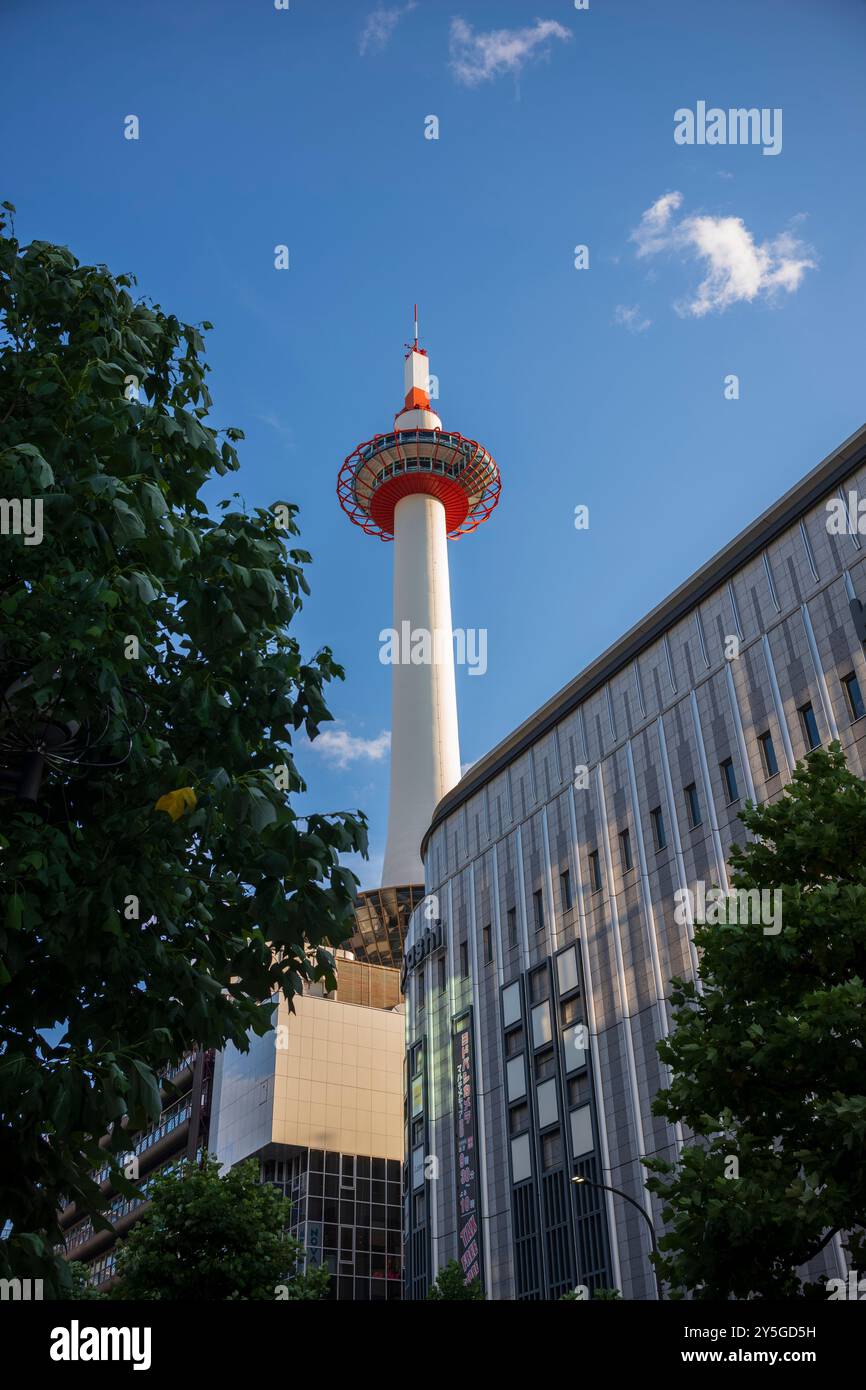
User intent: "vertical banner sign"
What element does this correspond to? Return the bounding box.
[452,1010,483,1287]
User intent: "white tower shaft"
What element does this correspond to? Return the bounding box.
[381,492,461,887]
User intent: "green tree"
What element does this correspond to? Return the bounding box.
[0,205,366,1294]
[111,1158,326,1300]
[66,1260,107,1300]
[646,744,866,1298]
[426,1259,485,1300]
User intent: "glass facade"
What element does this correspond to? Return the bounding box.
[262,1150,402,1301]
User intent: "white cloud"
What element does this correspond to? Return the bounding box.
[359,2,417,57]
[311,725,390,769]
[630,191,684,258]
[449,17,571,87]
[630,191,816,317]
[614,304,651,334]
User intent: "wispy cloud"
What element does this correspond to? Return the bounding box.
[449,17,571,87]
[257,412,295,450]
[614,304,651,334]
[630,191,816,317]
[630,191,684,259]
[359,2,417,57]
[311,725,390,769]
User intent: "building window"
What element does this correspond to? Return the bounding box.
[588,849,602,893]
[685,783,702,829]
[560,995,580,1026]
[534,1049,556,1081]
[438,954,446,993]
[510,1133,532,1183]
[507,906,517,948]
[537,1078,558,1129]
[412,1145,424,1190]
[509,1102,529,1136]
[482,924,493,964]
[721,758,739,804]
[570,1104,594,1158]
[505,1026,524,1057]
[800,701,820,751]
[502,981,521,1027]
[506,1055,526,1102]
[415,966,425,1016]
[843,672,865,722]
[619,827,632,872]
[533,889,545,933]
[529,967,548,1003]
[556,946,579,996]
[560,868,572,912]
[650,806,667,851]
[542,1129,563,1171]
[563,1022,587,1073]
[459,941,469,978]
[531,1001,553,1050]
[758,730,779,777]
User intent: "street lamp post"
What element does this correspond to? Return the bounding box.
[572,1173,664,1301]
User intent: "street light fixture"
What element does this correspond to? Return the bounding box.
[572,1173,664,1301]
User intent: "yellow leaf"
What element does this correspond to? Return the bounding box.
[154,787,197,822]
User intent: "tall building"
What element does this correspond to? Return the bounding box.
[57,1050,213,1291]
[208,955,404,1300]
[401,421,866,1300]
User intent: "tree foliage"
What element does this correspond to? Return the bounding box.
[646,745,866,1298]
[426,1259,485,1300]
[0,204,366,1292]
[112,1158,327,1300]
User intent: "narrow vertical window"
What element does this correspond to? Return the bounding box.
[619,828,632,872]
[721,758,739,803]
[685,783,702,829]
[843,672,865,722]
[459,941,469,978]
[758,731,779,777]
[560,868,572,912]
[588,849,602,893]
[507,907,517,948]
[483,924,493,964]
[533,889,545,933]
[650,806,667,851]
[799,702,820,751]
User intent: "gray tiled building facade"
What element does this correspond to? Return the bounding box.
[401,422,866,1301]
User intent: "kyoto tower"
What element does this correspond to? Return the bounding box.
[338,312,501,908]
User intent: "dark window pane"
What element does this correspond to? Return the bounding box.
[588,850,602,892]
[650,807,667,851]
[800,702,820,750]
[844,673,865,721]
[533,889,545,932]
[560,869,572,912]
[759,731,779,777]
[620,828,632,872]
[721,758,739,803]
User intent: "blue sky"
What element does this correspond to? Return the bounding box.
[4,0,866,887]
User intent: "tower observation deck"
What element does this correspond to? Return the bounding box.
[338,313,501,896]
